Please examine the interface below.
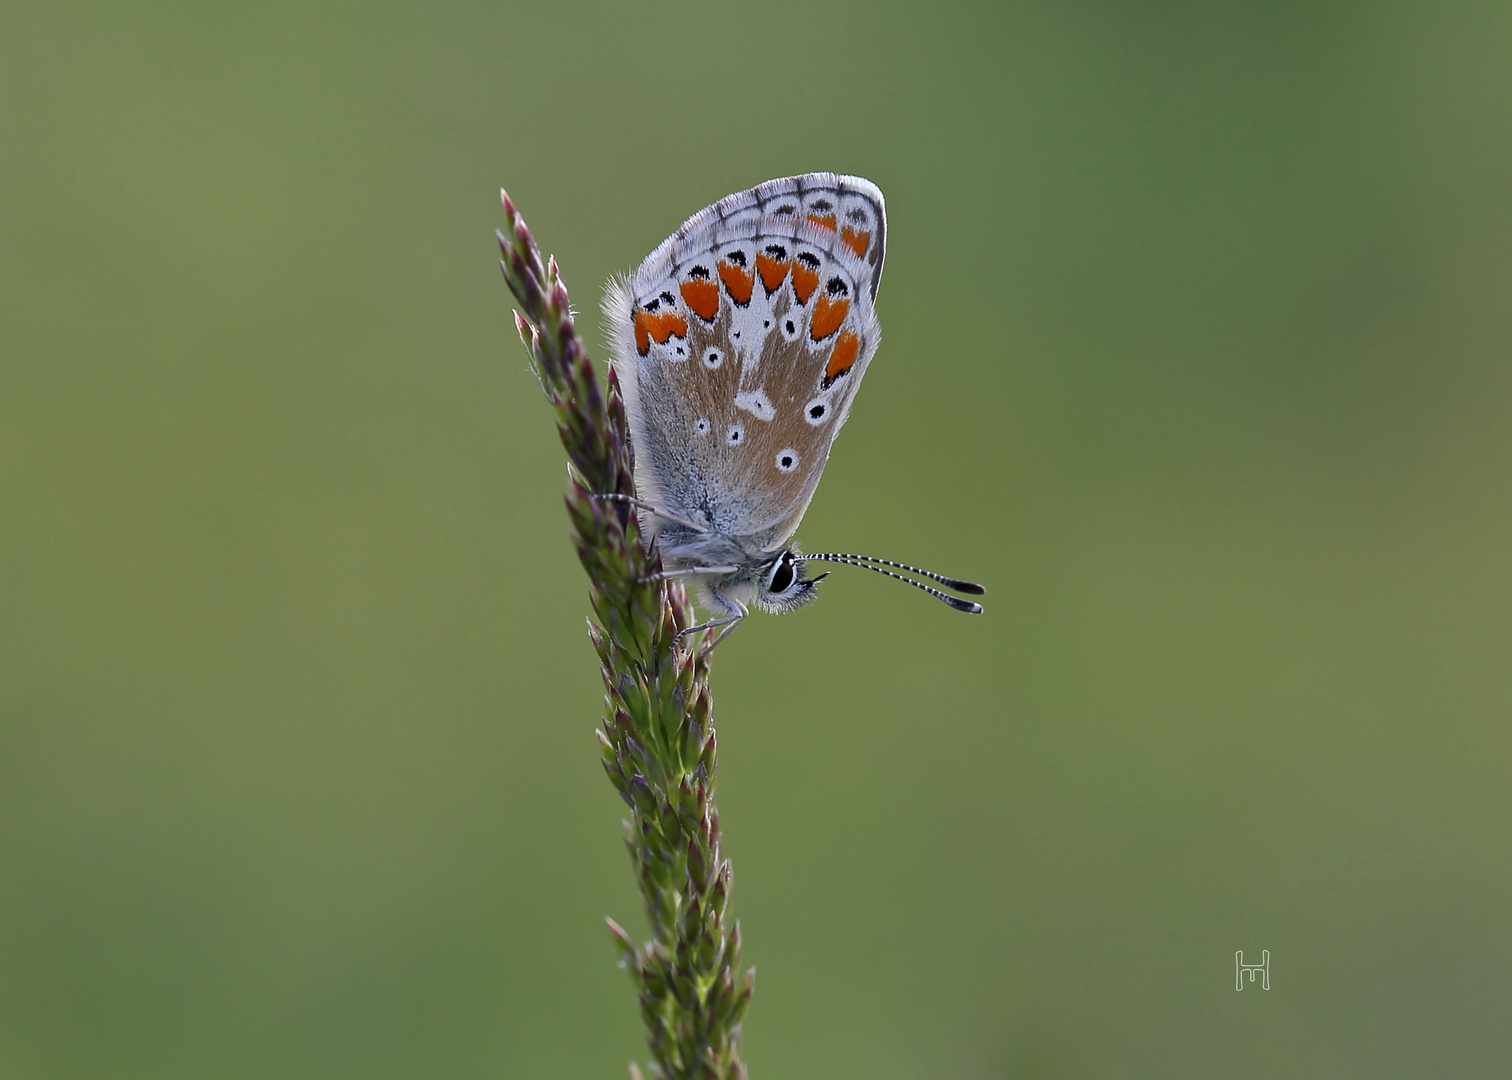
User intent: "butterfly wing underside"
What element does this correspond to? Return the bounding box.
[605,173,886,556]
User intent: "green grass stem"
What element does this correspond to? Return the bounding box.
[497,191,753,1080]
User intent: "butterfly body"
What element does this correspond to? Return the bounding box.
[603,174,980,639]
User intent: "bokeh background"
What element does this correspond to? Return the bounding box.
[3,2,1510,1077]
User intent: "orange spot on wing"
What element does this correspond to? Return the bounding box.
[756,252,790,294]
[655,311,688,342]
[635,309,687,351]
[791,261,819,305]
[807,213,837,232]
[823,330,860,386]
[840,226,871,258]
[680,278,720,322]
[717,260,754,305]
[809,295,850,341]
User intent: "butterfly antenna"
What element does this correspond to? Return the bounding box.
[797,554,984,613]
[800,553,985,595]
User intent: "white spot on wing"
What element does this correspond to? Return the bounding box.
[734,389,775,421]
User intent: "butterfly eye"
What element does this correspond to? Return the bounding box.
[767,554,796,594]
[775,448,798,473]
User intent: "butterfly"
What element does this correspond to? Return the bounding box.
[603,173,983,648]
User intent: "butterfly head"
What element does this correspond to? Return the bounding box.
[756,549,828,614]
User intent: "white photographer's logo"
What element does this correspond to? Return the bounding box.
[1235,950,1269,990]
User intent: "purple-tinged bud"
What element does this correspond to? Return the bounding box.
[686,838,708,892]
[681,716,703,766]
[513,218,536,258]
[602,759,630,803]
[628,775,657,817]
[708,867,729,918]
[659,803,681,844]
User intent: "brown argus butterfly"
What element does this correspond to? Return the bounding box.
[602,173,983,649]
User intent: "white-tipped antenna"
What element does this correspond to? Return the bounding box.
[797,553,985,613]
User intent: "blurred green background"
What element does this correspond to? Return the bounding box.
[3,1,1509,1076]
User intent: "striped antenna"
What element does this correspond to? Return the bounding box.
[796,553,984,613]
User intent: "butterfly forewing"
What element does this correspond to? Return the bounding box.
[607,174,886,554]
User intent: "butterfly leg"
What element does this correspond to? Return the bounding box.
[672,608,740,644]
[643,564,739,585]
[591,493,707,533]
[673,598,748,657]
[673,598,747,652]
[702,606,748,655]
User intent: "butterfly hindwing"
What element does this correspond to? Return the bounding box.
[607,173,886,554]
